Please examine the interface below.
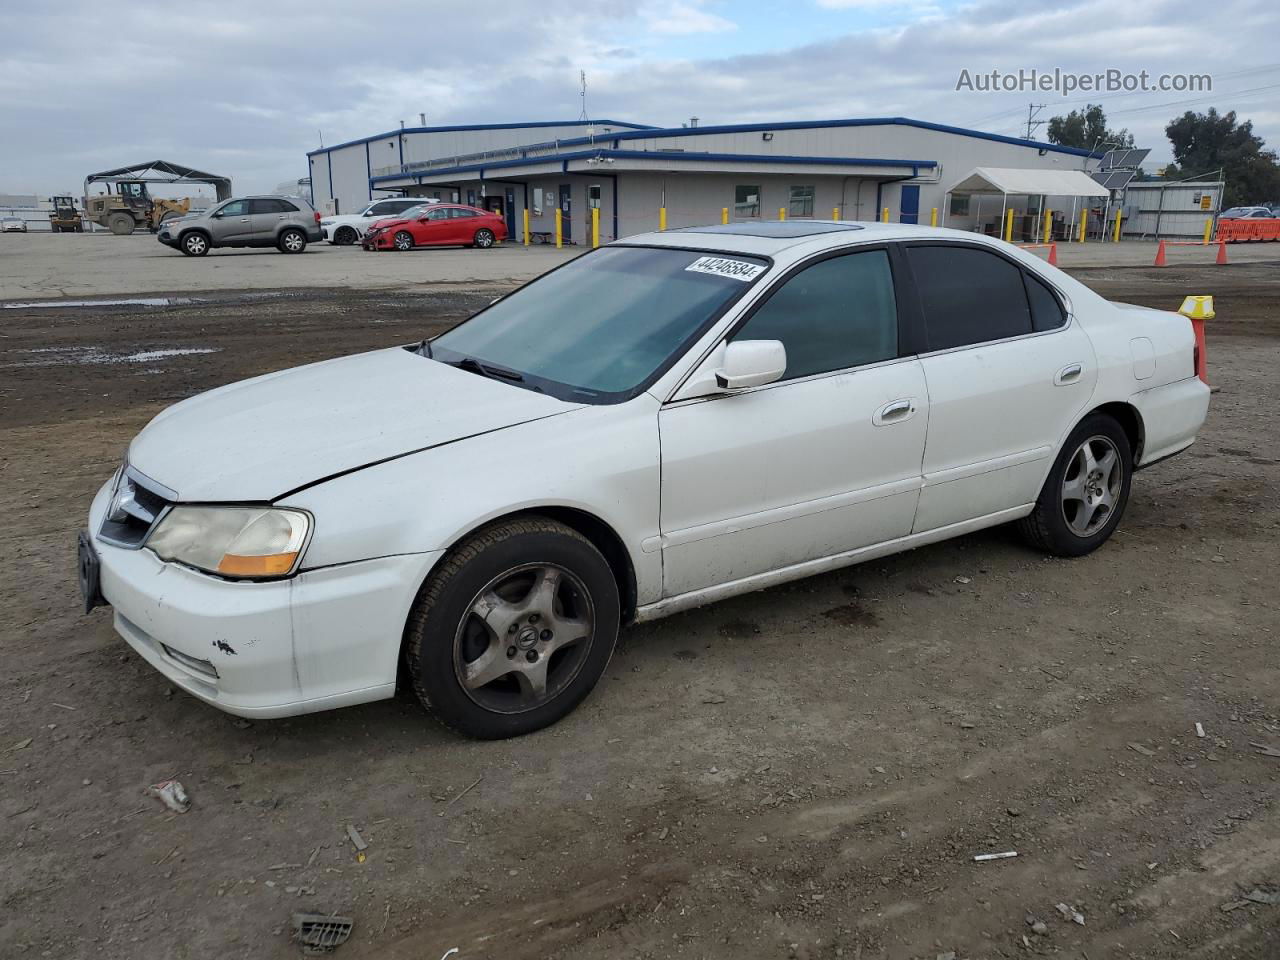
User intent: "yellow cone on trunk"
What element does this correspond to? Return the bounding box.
[1178,295,1215,320]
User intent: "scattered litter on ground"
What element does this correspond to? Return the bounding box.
[50,702,76,711]
[958,720,976,729]
[438,775,483,816]
[306,845,323,868]
[145,778,190,813]
[345,825,368,852]
[1128,742,1156,757]
[1249,741,1280,759]
[1243,888,1280,905]
[10,737,33,751]
[1195,722,1206,738]
[974,851,1017,862]
[1056,902,1085,924]
[954,576,972,584]
[291,912,353,955]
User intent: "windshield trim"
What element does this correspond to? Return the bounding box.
[423,244,775,405]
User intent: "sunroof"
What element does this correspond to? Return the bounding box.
[674,221,866,238]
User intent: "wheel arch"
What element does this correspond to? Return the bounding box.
[178,227,211,245]
[421,506,639,626]
[1088,401,1145,463]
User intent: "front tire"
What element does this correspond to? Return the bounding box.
[405,517,621,739]
[333,226,357,245]
[108,213,134,236]
[1018,413,1133,557]
[393,230,414,251]
[180,232,209,257]
[278,228,307,253]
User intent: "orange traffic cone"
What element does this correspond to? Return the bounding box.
[1216,241,1228,265]
[1153,239,1167,267]
[1047,242,1058,266]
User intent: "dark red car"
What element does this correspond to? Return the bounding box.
[362,203,507,251]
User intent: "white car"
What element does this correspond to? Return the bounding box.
[79,222,1210,739]
[320,197,437,244]
[2,216,28,233]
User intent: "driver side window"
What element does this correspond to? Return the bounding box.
[731,249,899,381]
[218,200,249,217]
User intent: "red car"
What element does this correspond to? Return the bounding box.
[362,203,507,251]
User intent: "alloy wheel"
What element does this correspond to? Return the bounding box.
[1061,435,1122,537]
[453,563,595,715]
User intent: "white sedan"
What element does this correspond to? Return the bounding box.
[79,222,1210,738]
[319,197,437,244]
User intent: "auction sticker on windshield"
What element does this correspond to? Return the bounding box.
[684,256,766,282]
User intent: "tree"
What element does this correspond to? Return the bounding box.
[1046,104,1134,151]
[1162,108,1280,206]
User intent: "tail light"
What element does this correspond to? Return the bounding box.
[314,211,322,224]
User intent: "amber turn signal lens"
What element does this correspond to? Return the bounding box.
[217,552,300,577]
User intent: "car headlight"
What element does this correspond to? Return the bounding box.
[146,506,310,579]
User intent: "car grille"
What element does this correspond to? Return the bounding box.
[97,466,176,549]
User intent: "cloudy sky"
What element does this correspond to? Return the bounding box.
[2,0,1277,195]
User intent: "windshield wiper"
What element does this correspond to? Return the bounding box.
[451,356,524,382]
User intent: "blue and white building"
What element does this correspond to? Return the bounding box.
[306,117,1099,243]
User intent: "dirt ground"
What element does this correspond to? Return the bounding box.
[2,263,1278,959]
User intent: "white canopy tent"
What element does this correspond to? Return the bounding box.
[943,166,1111,241]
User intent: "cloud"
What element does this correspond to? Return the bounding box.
[0,0,1275,195]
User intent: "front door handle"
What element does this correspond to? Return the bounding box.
[1055,362,1084,386]
[873,398,917,426]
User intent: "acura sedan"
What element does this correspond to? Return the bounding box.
[79,221,1210,739]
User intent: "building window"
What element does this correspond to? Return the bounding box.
[949,194,971,217]
[789,185,815,218]
[588,184,602,209]
[735,185,761,219]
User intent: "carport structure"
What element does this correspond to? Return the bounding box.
[83,161,233,202]
[944,166,1110,242]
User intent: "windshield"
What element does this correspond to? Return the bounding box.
[429,246,769,402]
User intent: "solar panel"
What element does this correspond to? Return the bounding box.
[1091,169,1137,190]
[1100,148,1150,169]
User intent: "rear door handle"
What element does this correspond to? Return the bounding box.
[1055,363,1083,386]
[873,398,917,426]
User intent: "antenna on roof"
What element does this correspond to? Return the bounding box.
[419,112,426,126]
[579,70,588,122]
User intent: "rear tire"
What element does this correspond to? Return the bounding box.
[472,228,495,248]
[405,517,621,739]
[180,232,209,257]
[393,230,414,251]
[334,226,357,245]
[1018,413,1133,557]
[108,213,134,236]
[278,228,307,254]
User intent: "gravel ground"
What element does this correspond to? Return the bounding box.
[1,264,1278,959]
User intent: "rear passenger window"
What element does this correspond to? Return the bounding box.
[907,245,1032,350]
[250,199,295,214]
[1025,273,1066,331]
[731,250,898,381]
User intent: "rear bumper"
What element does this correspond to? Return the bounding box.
[87,479,442,718]
[1131,376,1211,466]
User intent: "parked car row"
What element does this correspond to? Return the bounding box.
[1219,205,1280,219]
[156,194,508,256]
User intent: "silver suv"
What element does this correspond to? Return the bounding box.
[158,196,323,257]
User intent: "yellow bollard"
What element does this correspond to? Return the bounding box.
[1042,210,1051,245]
[832,206,840,221]
[930,207,938,227]
[1004,208,1014,242]
[555,208,562,248]
[1203,217,1213,244]
[659,207,666,231]
[721,207,729,225]
[779,207,786,221]
[591,207,599,249]
[522,209,530,247]
[881,207,889,223]
[1078,213,1087,243]
[1112,208,1122,243]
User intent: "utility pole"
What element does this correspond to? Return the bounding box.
[1024,103,1047,141]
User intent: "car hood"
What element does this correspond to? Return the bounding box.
[367,217,413,231]
[127,347,578,501]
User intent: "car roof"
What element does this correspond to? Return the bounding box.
[619,221,991,256]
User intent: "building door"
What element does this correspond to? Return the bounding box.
[466,189,476,207]
[504,187,516,239]
[899,184,920,224]
[559,184,572,242]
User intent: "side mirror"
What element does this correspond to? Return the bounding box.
[716,340,786,390]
